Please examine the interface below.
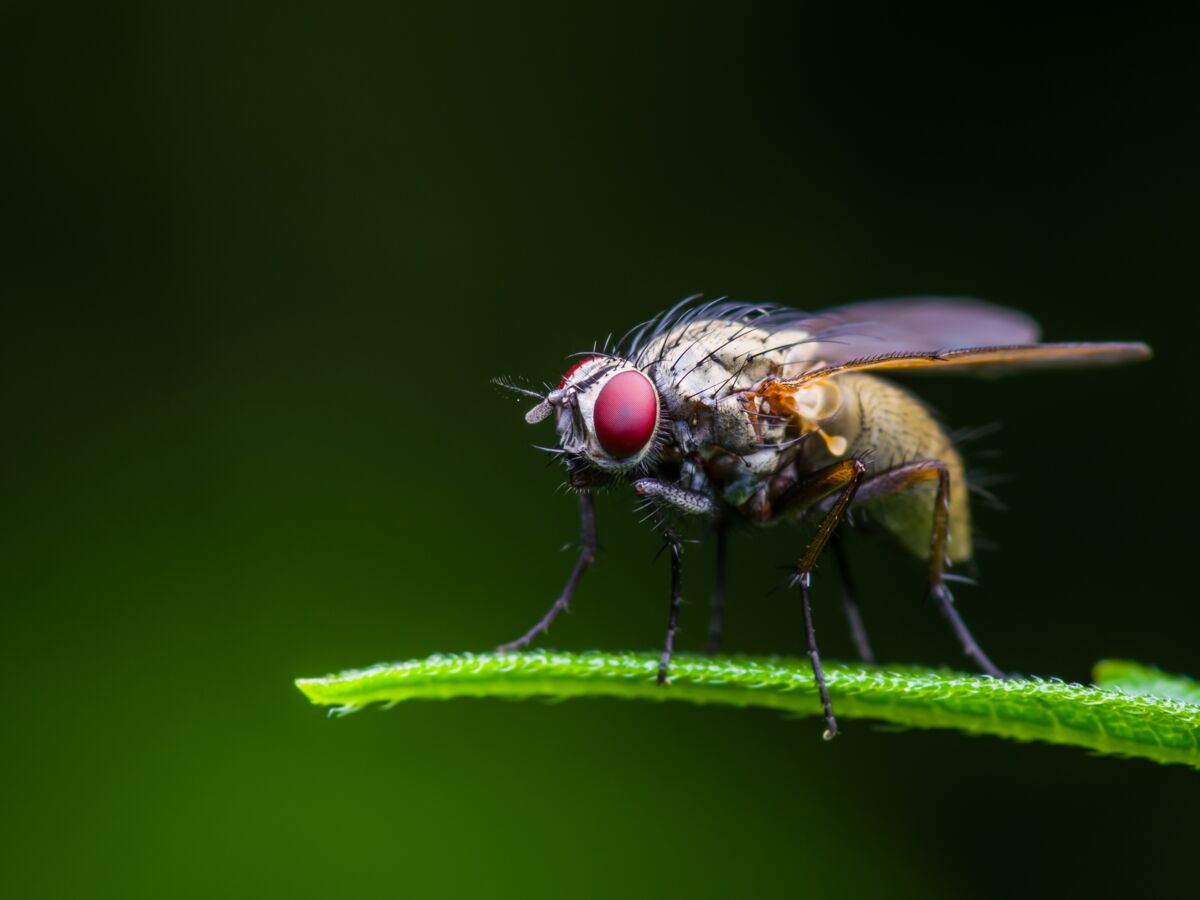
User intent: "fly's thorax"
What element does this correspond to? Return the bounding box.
[711,395,758,453]
[555,357,664,473]
[640,318,822,404]
[693,379,850,514]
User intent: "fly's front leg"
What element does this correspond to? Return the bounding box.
[496,491,597,653]
[775,458,868,740]
[856,461,1005,679]
[638,515,687,686]
[634,479,724,660]
[658,531,684,686]
[707,520,728,654]
[633,478,717,680]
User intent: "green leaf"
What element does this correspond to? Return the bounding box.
[1093,659,1200,705]
[296,651,1200,769]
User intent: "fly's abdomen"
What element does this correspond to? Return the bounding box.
[832,374,973,563]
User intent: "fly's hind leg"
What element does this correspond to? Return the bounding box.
[496,491,597,653]
[855,461,1006,679]
[831,531,875,664]
[774,458,868,739]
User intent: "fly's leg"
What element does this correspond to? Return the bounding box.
[776,458,868,740]
[798,577,836,739]
[658,531,684,685]
[633,479,720,662]
[706,520,728,654]
[496,491,597,653]
[855,461,1005,679]
[632,479,716,515]
[831,531,875,664]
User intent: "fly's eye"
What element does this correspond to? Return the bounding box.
[593,370,658,459]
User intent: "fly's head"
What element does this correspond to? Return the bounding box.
[524,356,667,476]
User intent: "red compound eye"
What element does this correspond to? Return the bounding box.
[593,370,658,459]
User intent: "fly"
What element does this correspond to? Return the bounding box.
[496,297,1151,738]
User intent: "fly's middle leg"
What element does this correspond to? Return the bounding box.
[855,461,1006,679]
[775,457,868,740]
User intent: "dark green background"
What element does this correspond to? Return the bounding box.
[4,4,1196,898]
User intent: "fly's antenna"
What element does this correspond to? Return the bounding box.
[525,399,555,424]
[492,375,559,423]
[491,375,545,401]
[496,378,556,424]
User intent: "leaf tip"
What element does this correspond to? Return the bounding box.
[294,676,330,704]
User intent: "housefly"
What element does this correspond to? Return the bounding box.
[497,297,1151,738]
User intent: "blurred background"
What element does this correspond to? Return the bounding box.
[3,4,1196,898]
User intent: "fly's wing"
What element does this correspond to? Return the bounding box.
[759,297,1148,379]
[780,297,1043,365]
[788,342,1152,385]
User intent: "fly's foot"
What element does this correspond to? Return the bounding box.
[656,538,684,688]
[930,581,1007,679]
[495,632,537,655]
[495,600,572,654]
[657,639,676,685]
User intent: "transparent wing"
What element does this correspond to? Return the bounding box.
[776,297,1043,365]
